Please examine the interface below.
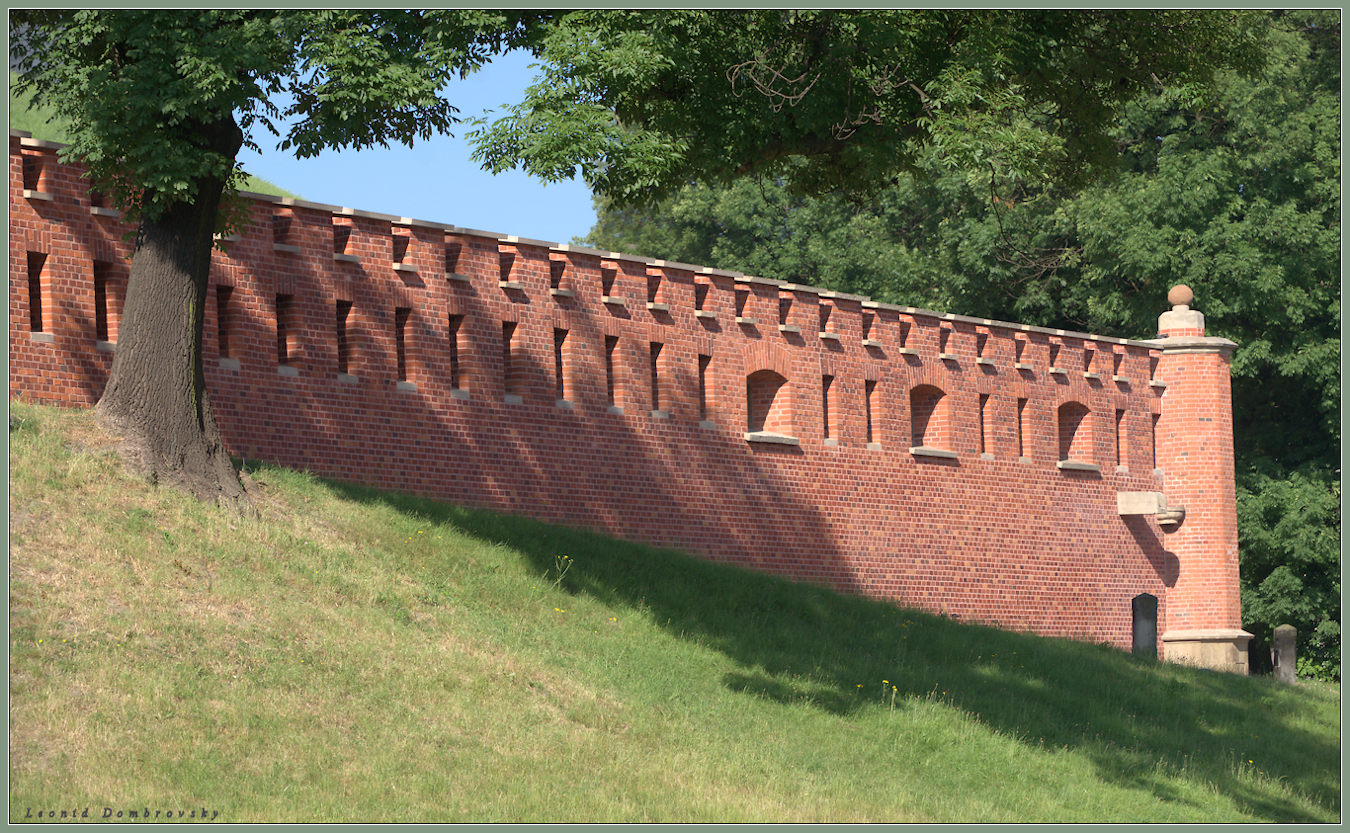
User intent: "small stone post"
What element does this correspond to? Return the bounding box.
[1272,624,1297,683]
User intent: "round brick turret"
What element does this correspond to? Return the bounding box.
[1151,287,1251,672]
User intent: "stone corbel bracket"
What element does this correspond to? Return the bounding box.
[1118,491,1186,528]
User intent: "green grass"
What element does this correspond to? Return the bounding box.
[9,400,1341,822]
[9,72,297,199]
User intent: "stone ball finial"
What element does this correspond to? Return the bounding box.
[1168,284,1194,308]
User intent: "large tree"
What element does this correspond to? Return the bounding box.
[10,10,544,505]
[579,12,1341,677]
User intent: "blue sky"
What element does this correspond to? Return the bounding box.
[235,49,597,246]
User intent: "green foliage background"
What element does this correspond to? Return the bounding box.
[584,12,1340,678]
[473,10,1263,205]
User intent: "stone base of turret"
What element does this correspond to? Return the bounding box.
[1162,629,1254,674]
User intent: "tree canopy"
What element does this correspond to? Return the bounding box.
[581,11,1341,678]
[472,10,1265,204]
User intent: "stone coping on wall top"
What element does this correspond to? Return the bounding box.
[649,258,704,273]
[12,128,1160,352]
[737,274,786,288]
[501,233,562,249]
[1139,335,1239,355]
[18,134,64,151]
[608,251,658,265]
[696,265,746,279]
[552,243,607,257]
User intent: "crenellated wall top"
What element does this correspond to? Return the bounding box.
[12,128,1160,352]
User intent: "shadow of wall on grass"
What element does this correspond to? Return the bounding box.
[320,485,1337,823]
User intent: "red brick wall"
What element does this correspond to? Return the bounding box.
[11,134,1243,654]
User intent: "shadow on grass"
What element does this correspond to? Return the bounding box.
[313,474,1339,823]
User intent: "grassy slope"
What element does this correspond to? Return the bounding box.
[8,400,1341,823]
[9,73,296,199]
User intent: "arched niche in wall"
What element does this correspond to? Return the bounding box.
[1057,400,1093,465]
[909,384,949,450]
[746,369,792,436]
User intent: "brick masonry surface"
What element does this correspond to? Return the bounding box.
[9,132,1244,656]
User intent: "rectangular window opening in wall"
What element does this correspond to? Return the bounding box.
[1151,413,1159,470]
[273,213,292,246]
[1017,397,1028,458]
[694,281,709,311]
[735,287,750,318]
[647,273,661,305]
[392,233,411,264]
[979,393,990,455]
[27,252,47,333]
[554,328,568,402]
[333,224,352,256]
[447,314,464,390]
[217,286,233,359]
[335,300,353,375]
[1116,408,1127,469]
[601,266,617,298]
[498,250,516,286]
[550,259,565,291]
[698,354,711,421]
[1015,337,1027,367]
[1084,347,1095,374]
[865,379,879,446]
[395,307,411,382]
[822,374,835,441]
[976,332,988,359]
[649,342,663,414]
[898,319,911,349]
[445,241,462,274]
[818,303,831,332]
[779,295,792,326]
[501,321,518,399]
[22,153,43,191]
[605,335,619,408]
[93,261,111,343]
[939,327,951,354]
[863,312,875,341]
[276,294,295,367]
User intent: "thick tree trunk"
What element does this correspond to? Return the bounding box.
[95,117,248,508]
